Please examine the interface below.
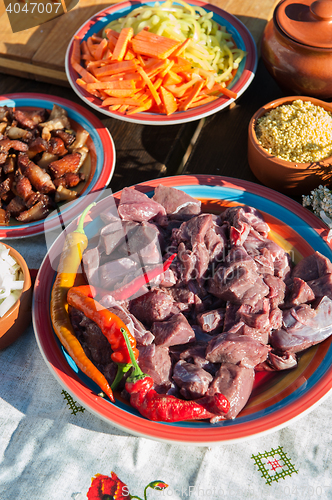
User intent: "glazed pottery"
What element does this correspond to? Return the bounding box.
[248,96,332,195]
[0,245,32,349]
[261,0,332,99]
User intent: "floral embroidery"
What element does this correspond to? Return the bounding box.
[87,472,168,500]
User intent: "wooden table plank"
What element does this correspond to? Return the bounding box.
[0,0,277,85]
[32,0,116,71]
[181,60,287,186]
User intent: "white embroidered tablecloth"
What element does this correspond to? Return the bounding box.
[1,238,332,500]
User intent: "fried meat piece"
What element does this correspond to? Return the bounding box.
[48,152,82,178]
[16,200,49,222]
[0,138,29,153]
[48,137,67,156]
[14,108,47,129]
[19,156,55,194]
[53,172,85,188]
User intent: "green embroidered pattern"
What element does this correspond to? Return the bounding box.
[251,446,298,485]
[62,390,85,415]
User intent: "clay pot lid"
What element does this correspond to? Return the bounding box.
[275,0,332,48]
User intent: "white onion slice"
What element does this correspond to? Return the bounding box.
[0,244,24,317]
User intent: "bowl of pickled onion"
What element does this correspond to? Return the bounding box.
[0,243,32,349]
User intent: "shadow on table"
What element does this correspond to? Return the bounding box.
[0,327,132,438]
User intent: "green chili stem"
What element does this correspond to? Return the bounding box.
[120,327,144,379]
[75,202,96,234]
[111,363,131,390]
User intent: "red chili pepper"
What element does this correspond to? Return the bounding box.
[126,376,230,422]
[110,252,177,301]
[67,286,139,365]
[120,327,230,422]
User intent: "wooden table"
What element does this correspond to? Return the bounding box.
[0,0,293,224]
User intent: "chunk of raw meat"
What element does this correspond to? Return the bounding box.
[237,298,270,330]
[99,219,126,255]
[308,274,332,300]
[152,313,195,347]
[174,214,213,246]
[264,274,286,308]
[270,296,332,352]
[204,223,227,262]
[99,294,154,345]
[179,344,217,373]
[127,223,162,265]
[208,247,260,303]
[137,344,172,386]
[82,247,100,286]
[99,257,139,290]
[206,332,270,367]
[292,251,332,281]
[173,360,213,399]
[152,184,201,216]
[196,308,225,332]
[129,289,174,325]
[244,235,291,279]
[285,277,315,306]
[118,187,166,222]
[221,206,269,246]
[256,351,297,371]
[207,363,255,420]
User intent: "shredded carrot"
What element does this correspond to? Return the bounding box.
[71,37,81,66]
[73,26,238,116]
[93,59,138,78]
[132,30,180,59]
[159,86,178,115]
[178,80,205,111]
[137,66,161,106]
[112,27,134,62]
[94,38,108,61]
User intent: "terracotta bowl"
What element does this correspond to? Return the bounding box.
[248,96,332,195]
[0,244,32,350]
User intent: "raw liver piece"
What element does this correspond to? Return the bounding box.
[285,277,315,306]
[292,251,332,281]
[207,363,255,420]
[137,344,172,386]
[308,274,332,300]
[208,247,260,303]
[118,187,166,222]
[270,296,332,352]
[152,313,195,347]
[256,351,298,371]
[99,257,139,290]
[129,289,174,325]
[152,184,201,216]
[206,332,270,367]
[196,308,225,332]
[82,247,100,286]
[173,360,213,399]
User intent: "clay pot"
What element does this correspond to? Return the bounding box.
[247,96,332,195]
[0,244,32,350]
[261,0,332,99]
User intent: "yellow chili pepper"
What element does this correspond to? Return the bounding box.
[50,203,114,402]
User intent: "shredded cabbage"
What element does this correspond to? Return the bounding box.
[103,0,246,84]
[0,244,24,317]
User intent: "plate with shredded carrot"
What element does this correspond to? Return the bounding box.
[65,0,257,125]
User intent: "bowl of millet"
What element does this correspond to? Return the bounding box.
[248,96,332,195]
